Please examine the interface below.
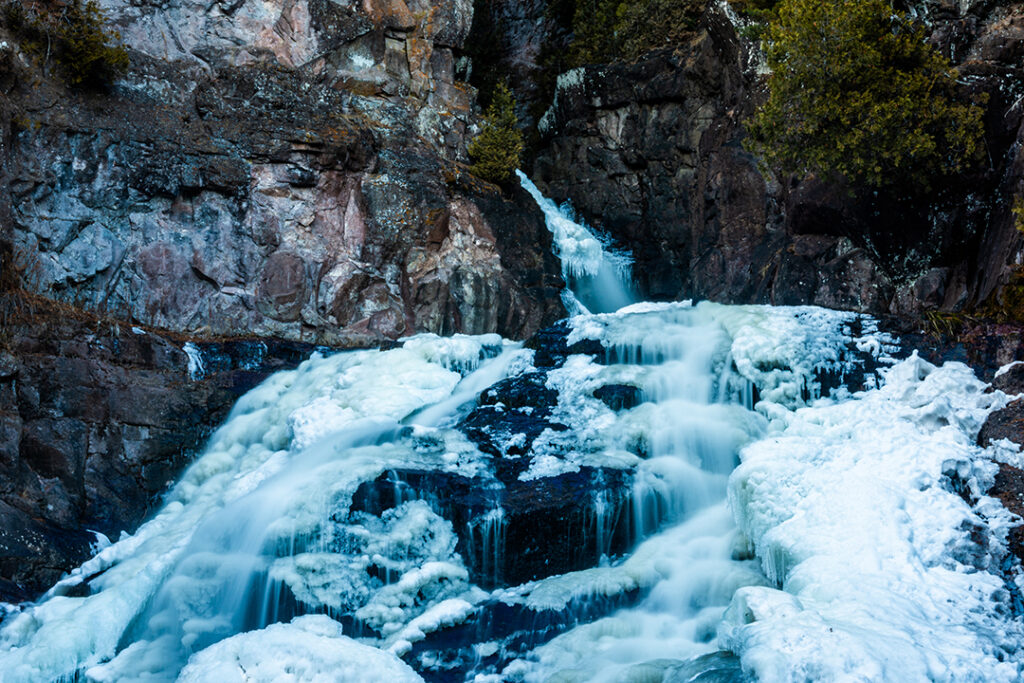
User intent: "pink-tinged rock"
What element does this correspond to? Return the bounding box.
[257,251,309,322]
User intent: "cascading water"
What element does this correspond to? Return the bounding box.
[1,176,1021,682]
[516,171,634,315]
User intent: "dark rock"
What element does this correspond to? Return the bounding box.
[987,462,1024,564]
[479,372,557,414]
[0,354,17,380]
[351,465,636,588]
[407,587,644,681]
[978,399,1024,449]
[0,314,325,599]
[0,500,96,603]
[992,363,1024,396]
[888,318,1024,383]
[458,404,567,479]
[525,320,603,369]
[593,384,644,411]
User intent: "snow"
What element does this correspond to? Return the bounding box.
[387,598,478,657]
[722,354,1024,682]
[402,333,505,376]
[176,616,422,683]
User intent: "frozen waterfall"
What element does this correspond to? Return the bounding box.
[0,180,1021,683]
[516,170,634,315]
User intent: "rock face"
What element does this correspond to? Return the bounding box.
[0,311,321,601]
[0,0,570,603]
[497,0,1024,316]
[977,357,1024,565]
[2,0,565,344]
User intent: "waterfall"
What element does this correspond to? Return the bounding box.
[1,181,1021,682]
[516,170,634,315]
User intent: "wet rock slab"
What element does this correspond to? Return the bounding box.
[978,399,1024,449]
[351,465,635,588]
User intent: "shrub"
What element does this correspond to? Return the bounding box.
[567,0,619,66]
[468,82,524,185]
[568,0,707,66]
[3,0,129,86]
[728,0,781,41]
[728,0,780,22]
[746,0,984,189]
[616,0,705,61]
[1014,196,1024,235]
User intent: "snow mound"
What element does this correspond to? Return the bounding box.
[176,616,422,683]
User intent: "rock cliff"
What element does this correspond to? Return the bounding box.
[488,0,1024,316]
[2,0,565,344]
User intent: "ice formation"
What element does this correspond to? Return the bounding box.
[0,177,1020,683]
[517,170,634,314]
[722,355,1021,682]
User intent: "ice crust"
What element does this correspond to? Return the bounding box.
[722,354,1023,682]
[1,299,1021,683]
[503,305,1023,682]
[176,616,422,683]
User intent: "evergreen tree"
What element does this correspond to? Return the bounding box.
[616,0,704,61]
[468,82,524,185]
[746,0,984,189]
[568,0,620,66]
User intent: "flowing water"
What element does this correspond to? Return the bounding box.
[0,177,1021,682]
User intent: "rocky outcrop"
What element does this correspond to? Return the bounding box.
[508,1,1024,316]
[2,0,565,344]
[988,462,1024,564]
